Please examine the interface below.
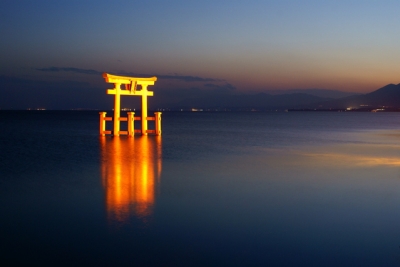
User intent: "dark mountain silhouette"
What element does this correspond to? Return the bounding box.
[305,83,400,110]
[163,93,333,110]
[265,89,360,99]
[153,83,400,111]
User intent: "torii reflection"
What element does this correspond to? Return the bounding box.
[100,136,162,225]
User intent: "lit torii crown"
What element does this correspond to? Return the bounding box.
[100,73,161,136]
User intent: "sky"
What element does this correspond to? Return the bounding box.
[1,0,399,109]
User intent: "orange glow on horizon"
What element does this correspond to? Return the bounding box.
[100,136,162,225]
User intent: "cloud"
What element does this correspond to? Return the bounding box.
[204,83,236,91]
[117,71,223,82]
[36,67,102,75]
[158,74,222,82]
[36,67,224,83]
[0,75,109,109]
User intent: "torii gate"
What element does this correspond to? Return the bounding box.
[100,73,161,136]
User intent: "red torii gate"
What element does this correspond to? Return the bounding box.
[99,73,161,136]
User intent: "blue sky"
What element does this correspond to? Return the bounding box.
[1,0,399,109]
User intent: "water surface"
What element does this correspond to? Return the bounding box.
[1,111,400,266]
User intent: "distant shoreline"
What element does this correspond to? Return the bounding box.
[1,108,400,112]
[287,108,400,112]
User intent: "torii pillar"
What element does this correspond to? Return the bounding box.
[102,73,158,136]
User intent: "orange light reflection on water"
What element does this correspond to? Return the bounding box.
[100,136,162,225]
[301,143,400,168]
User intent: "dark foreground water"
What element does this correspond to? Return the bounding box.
[1,110,400,266]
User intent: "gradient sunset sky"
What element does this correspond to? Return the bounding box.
[1,0,399,109]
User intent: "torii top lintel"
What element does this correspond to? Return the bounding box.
[102,73,157,85]
[103,73,157,96]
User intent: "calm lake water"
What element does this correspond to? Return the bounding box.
[1,110,400,266]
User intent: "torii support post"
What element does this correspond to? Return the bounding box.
[99,112,112,136]
[99,112,107,136]
[113,83,121,136]
[127,112,135,136]
[140,84,151,135]
[155,112,162,136]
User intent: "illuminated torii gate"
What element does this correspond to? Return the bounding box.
[100,73,161,136]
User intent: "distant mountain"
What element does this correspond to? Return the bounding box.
[153,84,400,111]
[166,93,332,110]
[264,89,360,99]
[305,83,400,110]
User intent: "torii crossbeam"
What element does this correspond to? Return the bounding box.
[101,73,161,136]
